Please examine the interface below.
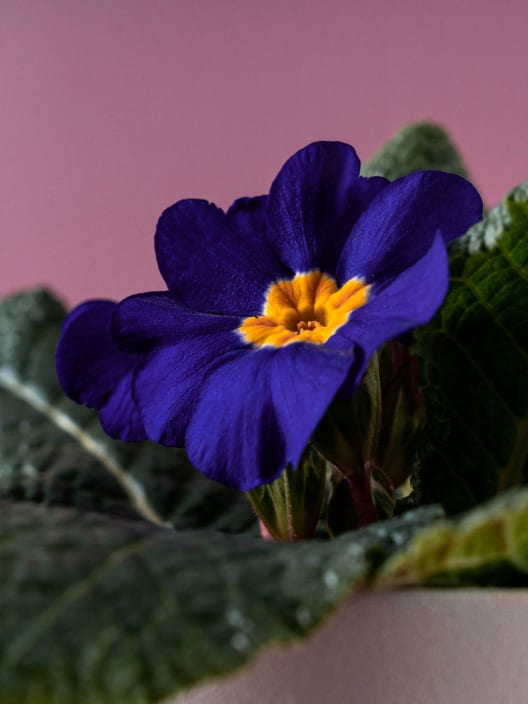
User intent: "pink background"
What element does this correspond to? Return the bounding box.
[2,0,527,306]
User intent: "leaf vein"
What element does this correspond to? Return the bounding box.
[3,532,159,668]
[496,237,528,285]
[0,367,165,527]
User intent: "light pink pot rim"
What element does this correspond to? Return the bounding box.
[165,589,528,704]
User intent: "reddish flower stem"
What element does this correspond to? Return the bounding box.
[343,463,380,528]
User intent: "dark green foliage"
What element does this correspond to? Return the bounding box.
[0,501,439,704]
[362,121,471,181]
[414,183,528,513]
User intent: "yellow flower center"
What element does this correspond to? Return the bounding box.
[239,270,371,348]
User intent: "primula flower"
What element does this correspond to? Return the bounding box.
[57,142,482,490]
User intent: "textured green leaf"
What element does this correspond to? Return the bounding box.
[414,182,528,513]
[362,121,471,181]
[376,487,528,587]
[0,290,256,533]
[0,501,440,704]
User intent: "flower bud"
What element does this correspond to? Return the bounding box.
[376,340,425,488]
[247,445,327,542]
[316,342,425,533]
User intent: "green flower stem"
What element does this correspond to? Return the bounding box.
[247,446,327,542]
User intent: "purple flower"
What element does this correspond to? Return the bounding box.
[56,142,482,490]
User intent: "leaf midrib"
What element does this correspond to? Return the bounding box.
[0,366,165,527]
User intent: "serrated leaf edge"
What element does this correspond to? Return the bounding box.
[374,489,528,587]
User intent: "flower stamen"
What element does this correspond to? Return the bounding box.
[296,320,321,334]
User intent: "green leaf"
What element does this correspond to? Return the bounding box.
[376,487,528,587]
[0,290,256,534]
[362,121,471,181]
[0,501,440,704]
[414,182,528,513]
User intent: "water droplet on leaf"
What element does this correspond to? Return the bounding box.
[323,570,339,589]
[295,606,312,628]
[230,632,250,652]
